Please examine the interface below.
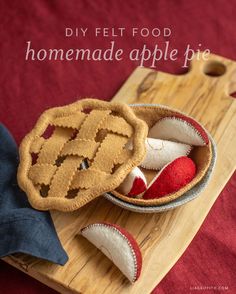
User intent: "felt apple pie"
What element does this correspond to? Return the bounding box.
[18,99,214,212]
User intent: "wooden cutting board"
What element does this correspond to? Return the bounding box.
[2,52,236,294]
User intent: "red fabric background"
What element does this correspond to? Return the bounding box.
[0,0,236,293]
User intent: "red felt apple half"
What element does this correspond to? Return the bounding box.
[140,138,191,170]
[149,114,209,146]
[80,222,142,283]
[118,166,147,197]
[143,156,196,199]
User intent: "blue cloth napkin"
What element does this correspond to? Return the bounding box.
[0,124,68,265]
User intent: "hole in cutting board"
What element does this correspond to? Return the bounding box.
[203,61,226,77]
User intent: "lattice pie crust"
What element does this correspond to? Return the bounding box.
[17,99,148,211]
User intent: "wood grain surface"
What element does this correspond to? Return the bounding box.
[2,53,236,294]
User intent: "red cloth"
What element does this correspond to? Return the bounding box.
[0,0,235,293]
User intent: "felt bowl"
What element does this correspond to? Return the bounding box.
[105,104,216,212]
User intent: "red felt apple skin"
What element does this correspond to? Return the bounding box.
[118,167,147,197]
[143,156,196,200]
[128,177,147,197]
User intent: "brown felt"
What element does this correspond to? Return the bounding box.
[61,139,100,159]
[101,115,133,137]
[53,112,87,129]
[114,149,133,165]
[17,99,147,211]
[78,110,111,140]
[37,127,74,164]
[70,169,111,189]
[30,137,45,153]
[47,157,83,198]
[29,164,57,185]
[91,133,128,173]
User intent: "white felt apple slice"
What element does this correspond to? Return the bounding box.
[149,114,209,146]
[140,138,191,170]
[118,166,147,197]
[143,156,196,199]
[80,222,142,283]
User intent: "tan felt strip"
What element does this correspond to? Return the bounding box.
[47,156,83,198]
[101,115,133,137]
[30,137,45,153]
[53,112,87,129]
[114,149,132,165]
[29,164,57,185]
[91,133,128,173]
[77,110,111,140]
[61,139,100,159]
[37,127,74,164]
[70,169,109,189]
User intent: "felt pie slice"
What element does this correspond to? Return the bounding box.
[140,138,191,170]
[80,222,142,282]
[143,156,196,199]
[117,167,147,197]
[149,114,209,146]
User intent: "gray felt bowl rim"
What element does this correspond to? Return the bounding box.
[103,103,217,213]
